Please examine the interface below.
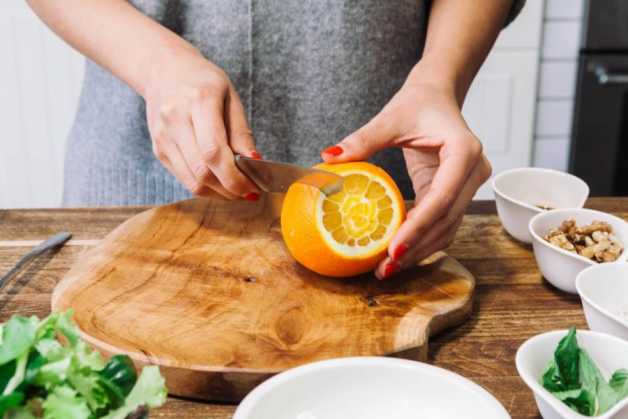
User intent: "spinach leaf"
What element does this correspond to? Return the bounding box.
[579,349,606,392]
[578,349,621,414]
[554,327,580,389]
[554,388,597,416]
[542,360,566,392]
[541,328,628,417]
[609,369,628,397]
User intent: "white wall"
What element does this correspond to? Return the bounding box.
[0,0,84,209]
[532,0,584,171]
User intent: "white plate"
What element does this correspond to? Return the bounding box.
[576,262,628,340]
[516,330,628,419]
[528,208,628,293]
[492,168,588,243]
[234,357,510,419]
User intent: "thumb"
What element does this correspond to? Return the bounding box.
[321,113,396,163]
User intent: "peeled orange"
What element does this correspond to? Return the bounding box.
[280,162,405,277]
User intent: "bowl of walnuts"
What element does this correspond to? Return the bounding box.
[528,208,628,293]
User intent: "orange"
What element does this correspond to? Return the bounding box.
[280,162,405,277]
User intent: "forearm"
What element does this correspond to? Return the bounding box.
[26,0,197,96]
[409,0,514,105]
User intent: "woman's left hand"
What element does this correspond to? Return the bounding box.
[321,69,491,280]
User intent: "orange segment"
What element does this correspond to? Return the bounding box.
[322,212,341,231]
[280,162,406,277]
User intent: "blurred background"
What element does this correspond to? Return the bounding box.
[0,0,625,208]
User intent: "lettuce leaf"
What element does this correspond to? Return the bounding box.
[0,392,24,417]
[0,310,167,418]
[42,385,91,419]
[0,316,38,365]
[0,360,17,394]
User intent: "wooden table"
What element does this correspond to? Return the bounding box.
[1,198,626,418]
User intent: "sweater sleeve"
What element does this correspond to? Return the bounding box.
[504,0,526,27]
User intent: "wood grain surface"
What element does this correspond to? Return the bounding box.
[1,198,626,418]
[51,195,475,401]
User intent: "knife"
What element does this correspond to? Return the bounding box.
[0,232,72,291]
[235,155,344,195]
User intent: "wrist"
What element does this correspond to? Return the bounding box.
[141,34,201,97]
[406,57,468,106]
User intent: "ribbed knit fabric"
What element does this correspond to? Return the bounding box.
[63,0,525,206]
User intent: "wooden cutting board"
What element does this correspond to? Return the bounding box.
[52,195,475,402]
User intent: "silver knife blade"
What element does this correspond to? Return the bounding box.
[235,155,344,195]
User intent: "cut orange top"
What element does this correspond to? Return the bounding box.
[281,162,406,277]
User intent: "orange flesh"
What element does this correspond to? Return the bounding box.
[322,174,393,247]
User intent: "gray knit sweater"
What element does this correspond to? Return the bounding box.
[63,0,524,206]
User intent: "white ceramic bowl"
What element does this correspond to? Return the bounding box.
[576,263,628,340]
[529,208,628,294]
[234,357,510,419]
[492,168,589,243]
[516,330,628,419]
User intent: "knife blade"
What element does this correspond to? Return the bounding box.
[235,155,344,195]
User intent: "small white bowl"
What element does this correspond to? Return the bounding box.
[516,330,628,419]
[492,168,589,243]
[529,208,628,293]
[234,357,510,419]
[576,263,628,340]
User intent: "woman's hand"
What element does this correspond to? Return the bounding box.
[321,68,491,279]
[144,46,260,200]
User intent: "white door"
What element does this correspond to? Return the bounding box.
[463,50,541,198]
[463,0,544,199]
[0,0,84,209]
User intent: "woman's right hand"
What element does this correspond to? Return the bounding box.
[144,46,261,200]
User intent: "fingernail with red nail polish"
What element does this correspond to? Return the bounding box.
[382,261,399,280]
[244,192,260,202]
[322,145,343,156]
[393,243,408,261]
[250,150,262,160]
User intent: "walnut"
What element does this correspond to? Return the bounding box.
[559,219,577,235]
[580,245,595,259]
[547,234,576,252]
[543,218,623,263]
[545,228,564,239]
[578,221,612,235]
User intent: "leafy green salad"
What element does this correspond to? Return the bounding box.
[541,327,628,416]
[0,310,167,419]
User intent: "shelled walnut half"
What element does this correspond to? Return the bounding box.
[544,219,623,263]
